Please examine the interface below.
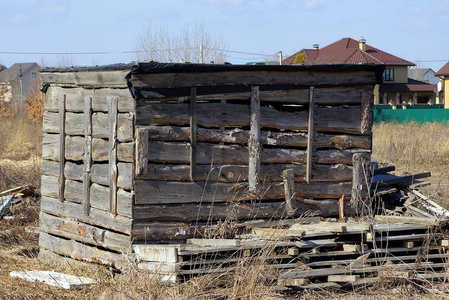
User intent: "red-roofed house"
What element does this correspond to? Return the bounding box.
[283,38,437,105]
[436,61,449,109]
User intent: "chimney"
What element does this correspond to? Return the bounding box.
[312,44,319,50]
[359,37,366,52]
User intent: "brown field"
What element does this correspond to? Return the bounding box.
[1,116,449,299]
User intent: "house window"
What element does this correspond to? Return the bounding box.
[384,68,394,81]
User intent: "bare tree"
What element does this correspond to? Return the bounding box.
[133,24,227,63]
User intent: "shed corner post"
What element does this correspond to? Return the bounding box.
[351,152,371,216]
[108,96,119,215]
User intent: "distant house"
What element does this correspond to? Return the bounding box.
[408,68,439,85]
[436,61,449,109]
[0,62,41,110]
[283,38,437,105]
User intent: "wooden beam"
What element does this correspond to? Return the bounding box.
[248,86,260,194]
[351,152,370,215]
[135,127,149,177]
[283,169,297,216]
[361,92,373,135]
[83,96,92,215]
[108,96,118,214]
[190,87,197,181]
[58,94,66,202]
[306,86,315,183]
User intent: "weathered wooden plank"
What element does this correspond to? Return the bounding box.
[141,163,353,182]
[39,212,131,252]
[40,196,132,234]
[189,87,197,180]
[89,184,133,218]
[83,96,92,215]
[283,169,297,216]
[137,103,363,134]
[65,179,83,203]
[43,134,133,162]
[143,125,371,149]
[132,198,348,222]
[361,92,373,135]
[39,232,127,269]
[58,95,66,202]
[44,86,135,112]
[136,127,149,176]
[41,70,130,88]
[108,97,118,214]
[130,69,377,89]
[135,180,353,204]
[351,152,371,214]
[141,86,374,105]
[306,86,315,183]
[44,111,133,142]
[248,86,260,194]
[146,141,367,165]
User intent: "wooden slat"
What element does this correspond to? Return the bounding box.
[283,169,297,216]
[136,102,363,134]
[142,125,371,149]
[108,96,118,214]
[361,92,373,135]
[58,95,66,202]
[248,86,260,194]
[190,87,197,180]
[83,96,92,215]
[351,152,370,213]
[135,180,353,204]
[306,86,315,183]
[140,163,353,183]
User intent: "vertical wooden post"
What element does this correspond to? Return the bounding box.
[83,97,92,215]
[58,94,66,202]
[352,152,370,215]
[136,127,148,177]
[190,87,197,181]
[249,86,260,194]
[306,86,315,184]
[361,92,373,135]
[108,96,118,215]
[282,169,297,216]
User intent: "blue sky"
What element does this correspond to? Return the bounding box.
[1,0,448,71]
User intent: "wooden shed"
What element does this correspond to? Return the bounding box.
[38,62,384,268]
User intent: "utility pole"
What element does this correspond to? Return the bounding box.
[200,43,204,64]
[278,51,283,65]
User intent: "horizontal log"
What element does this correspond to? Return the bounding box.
[44,86,135,112]
[132,222,209,241]
[135,180,352,204]
[41,70,130,88]
[137,102,363,134]
[130,69,377,89]
[39,232,127,269]
[39,212,131,252]
[40,196,132,234]
[133,199,352,222]
[43,111,133,142]
[42,134,133,162]
[145,141,367,165]
[140,86,373,105]
[140,163,352,182]
[40,175,133,217]
[142,125,371,150]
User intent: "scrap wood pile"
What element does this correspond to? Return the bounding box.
[0,186,36,218]
[134,166,449,290]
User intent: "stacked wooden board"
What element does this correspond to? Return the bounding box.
[134,217,449,288]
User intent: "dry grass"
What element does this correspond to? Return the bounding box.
[1,120,449,298]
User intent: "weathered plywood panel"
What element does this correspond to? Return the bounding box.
[143,126,371,150]
[40,196,132,234]
[135,180,352,204]
[130,70,377,89]
[140,163,352,183]
[39,212,131,252]
[41,70,130,88]
[137,103,363,134]
[44,86,135,112]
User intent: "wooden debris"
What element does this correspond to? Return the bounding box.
[10,270,96,290]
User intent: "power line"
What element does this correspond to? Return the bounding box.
[412,60,449,63]
[206,47,275,57]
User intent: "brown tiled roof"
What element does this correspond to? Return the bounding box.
[284,38,415,66]
[379,78,436,93]
[436,61,449,76]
